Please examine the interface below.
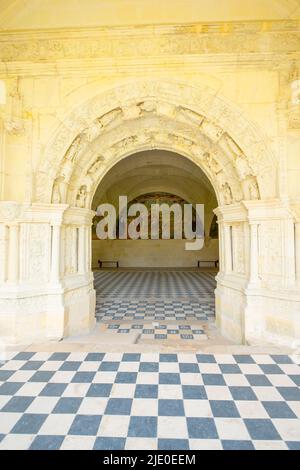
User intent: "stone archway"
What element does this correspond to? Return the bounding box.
[35,79,276,208]
[35,80,277,343]
[3,80,298,348]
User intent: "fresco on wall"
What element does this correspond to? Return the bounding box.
[92,192,198,239]
[209,214,219,239]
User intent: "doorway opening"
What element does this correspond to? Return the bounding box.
[91,150,221,347]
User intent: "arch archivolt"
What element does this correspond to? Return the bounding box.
[35,80,277,208]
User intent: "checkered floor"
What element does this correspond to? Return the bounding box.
[94,271,217,298]
[95,299,215,322]
[104,324,207,340]
[95,270,216,326]
[1,352,300,450]
[94,270,216,343]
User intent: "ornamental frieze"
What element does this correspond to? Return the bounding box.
[0,22,300,62]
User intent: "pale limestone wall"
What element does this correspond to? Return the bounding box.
[92,239,219,269]
[0,68,282,202]
[0,29,299,203]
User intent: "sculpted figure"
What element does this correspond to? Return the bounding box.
[223,134,244,158]
[76,185,87,208]
[235,155,253,180]
[203,152,220,174]
[84,119,103,141]
[179,107,204,126]
[87,155,105,175]
[51,178,62,204]
[222,182,233,205]
[52,172,70,203]
[248,178,260,200]
[99,108,122,127]
[201,119,223,142]
[65,134,85,163]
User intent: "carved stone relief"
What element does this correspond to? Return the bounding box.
[0,202,22,221]
[242,176,260,200]
[178,107,204,126]
[203,152,221,174]
[200,119,223,142]
[87,156,105,176]
[38,81,275,205]
[65,134,85,163]
[222,182,233,205]
[232,224,245,274]
[259,221,282,277]
[0,22,299,64]
[76,185,87,208]
[51,177,63,204]
[22,224,49,282]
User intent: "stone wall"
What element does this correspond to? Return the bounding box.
[92,239,219,269]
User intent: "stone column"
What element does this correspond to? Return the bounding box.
[224,223,232,274]
[0,224,8,282]
[51,223,61,282]
[8,224,19,282]
[87,227,92,271]
[296,222,300,283]
[78,225,86,274]
[86,226,91,272]
[217,221,224,273]
[249,222,259,285]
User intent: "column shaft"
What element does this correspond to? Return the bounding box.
[8,224,19,282]
[224,224,232,274]
[249,223,259,284]
[0,224,8,282]
[51,224,61,282]
[78,225,86,274]
[295,222,300,283]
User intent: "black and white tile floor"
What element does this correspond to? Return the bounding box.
[2,271,298,450]
[93,270,217,298]
[0,352,300,450]
[95,271,216,343]
[95,299,215,322]
[104,323,207,341]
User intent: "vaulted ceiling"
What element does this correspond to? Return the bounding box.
[91,150,217,224]
[0,0,299,30]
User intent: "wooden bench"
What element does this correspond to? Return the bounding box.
[98,260,119,269]
[198,259,219,268]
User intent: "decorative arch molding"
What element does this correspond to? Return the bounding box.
[35,80,277,209]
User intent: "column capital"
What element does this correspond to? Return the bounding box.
[248,220,260,226]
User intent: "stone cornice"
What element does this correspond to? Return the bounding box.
[242,199,293,221]
[290,197,300,220]
[0,20,299,66]
[1,19,300,38]
[0,53,297,77]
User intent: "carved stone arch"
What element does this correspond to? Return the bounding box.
[35,79,277,207]
[70,138,230,209]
